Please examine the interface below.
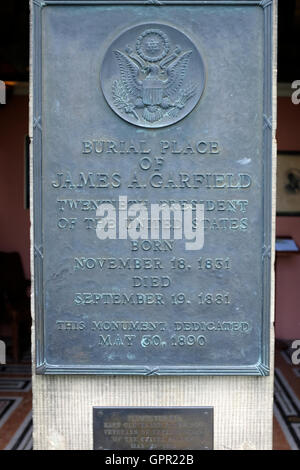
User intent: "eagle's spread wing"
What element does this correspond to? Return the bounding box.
[163,51,192,97]
[113,50,142,97]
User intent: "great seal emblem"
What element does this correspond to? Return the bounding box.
[100,24,205,128]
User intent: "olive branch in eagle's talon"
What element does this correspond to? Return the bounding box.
[167,82,197,118]
[112,80,139,120]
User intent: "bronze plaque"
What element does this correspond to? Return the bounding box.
[93,407,213,450]
[33,1,273,375]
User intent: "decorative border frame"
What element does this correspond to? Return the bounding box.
[276,152,300,216]
[32,0,273,375]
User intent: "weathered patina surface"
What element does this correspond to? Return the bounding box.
[33,1,273,375]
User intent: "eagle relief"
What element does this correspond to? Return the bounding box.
[100,24,206,128]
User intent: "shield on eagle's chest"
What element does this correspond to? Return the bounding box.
[142,79,164,105]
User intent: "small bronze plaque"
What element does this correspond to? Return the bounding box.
[93,407,213,450]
